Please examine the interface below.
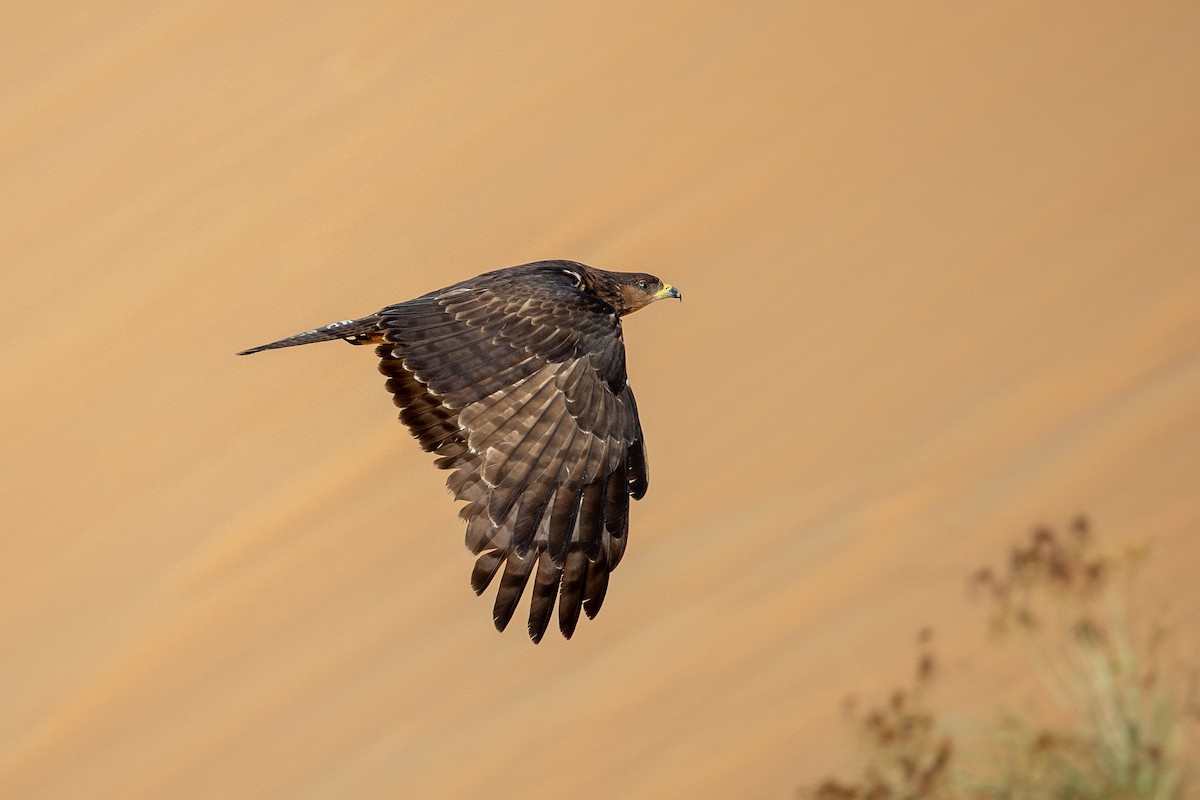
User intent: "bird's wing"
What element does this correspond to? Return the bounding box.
[376,266,648,641]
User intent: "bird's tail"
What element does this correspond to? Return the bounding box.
[237,315,383,355]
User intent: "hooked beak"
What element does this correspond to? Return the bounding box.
[654,283,682,301]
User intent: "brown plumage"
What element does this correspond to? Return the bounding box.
[239,260,680,642]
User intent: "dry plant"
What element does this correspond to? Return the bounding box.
[801,518,1199,800]
[806,630,954,800]
[963,516,1198,799]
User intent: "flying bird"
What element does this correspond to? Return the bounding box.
[239,260,681,642]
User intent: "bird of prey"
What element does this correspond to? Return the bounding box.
[239,260,681,642]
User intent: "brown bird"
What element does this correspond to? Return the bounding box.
[239,260,681,642]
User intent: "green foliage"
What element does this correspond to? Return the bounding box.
[801,518,1199,800]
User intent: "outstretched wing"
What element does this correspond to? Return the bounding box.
[376,264,648,641]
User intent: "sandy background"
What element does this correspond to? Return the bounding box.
[3,2,1199,797]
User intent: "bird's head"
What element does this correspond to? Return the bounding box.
[605,272,682,315]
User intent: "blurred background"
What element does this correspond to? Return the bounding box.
[2,2,1198,798]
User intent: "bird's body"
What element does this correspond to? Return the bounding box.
[239,260,680,641]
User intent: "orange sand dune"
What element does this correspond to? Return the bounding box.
[2,2,1199,798]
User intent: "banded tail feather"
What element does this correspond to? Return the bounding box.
[237,315,382,355]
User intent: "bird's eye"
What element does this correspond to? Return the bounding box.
[636,280,648,290]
